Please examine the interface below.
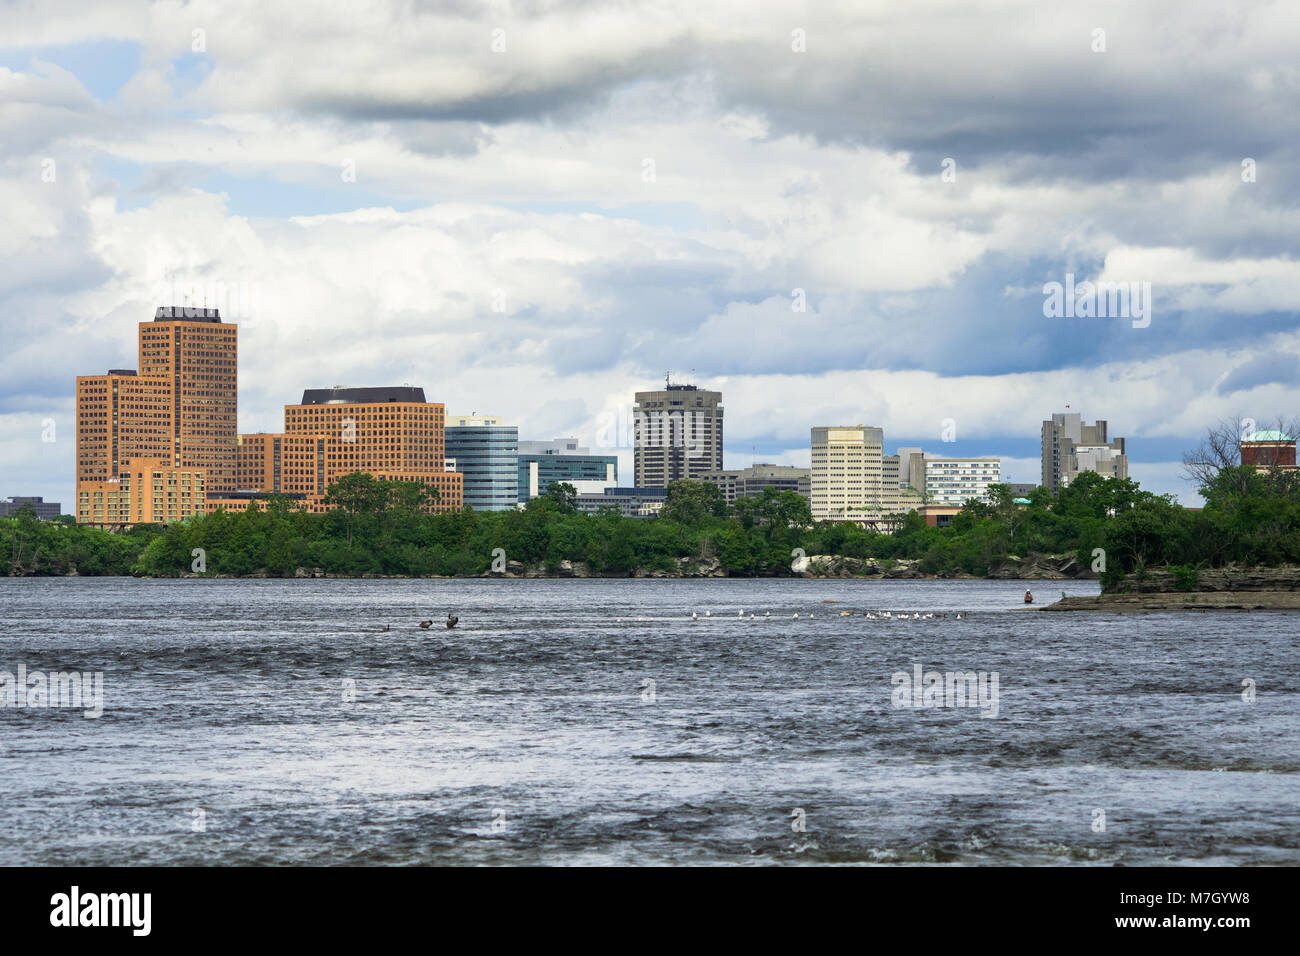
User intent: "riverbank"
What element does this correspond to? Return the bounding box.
[188,551,1094,580]
[1045,564,1300,611]
[1044,591,1300,611]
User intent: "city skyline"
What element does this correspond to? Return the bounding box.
[6,3,1296,511]
[64,305,1141,523]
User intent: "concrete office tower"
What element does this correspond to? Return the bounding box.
[810,425,884,522]
[699,464,811,505]
[517,438,618,502]
[446,415,519,511]
[880,455,923,514]
[1041,412,1128,492]
[138,306,238,494]
[633,382,723,487]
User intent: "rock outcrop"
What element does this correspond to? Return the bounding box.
[1107,564,1300,594]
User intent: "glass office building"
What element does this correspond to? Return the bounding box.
[446,416,519,511]
[517,438,618,503]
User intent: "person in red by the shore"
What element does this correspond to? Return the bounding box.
[1024,589,1034,604]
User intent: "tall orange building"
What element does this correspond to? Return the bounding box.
[75,370,175,485]
[138,306,238,493]
[76,310,462,525]
[214,386,463,514]
[76,306,237,526]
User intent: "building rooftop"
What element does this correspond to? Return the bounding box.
[1246,430,1295,442]
[153,306,223,322]
[299,386,428,405]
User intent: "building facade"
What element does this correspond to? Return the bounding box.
[226,387,463,514]
[76,459,206,527]
[445,415,519,512]
[75,306,238,525]
[574,486,667,518]
[1241,430,1297,470]
[810,425,884,522]
[1041,413,1128,492]
[517,438,618,502]
[633,382,723,487]
[698,463,811,504]
[0,497,63,520]
[916,456,1002,506]
[137,306,238,494]
[263,386,464,513]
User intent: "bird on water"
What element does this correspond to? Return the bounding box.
[446,614,459,629]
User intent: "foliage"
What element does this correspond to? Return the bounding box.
[6,463,1297,581]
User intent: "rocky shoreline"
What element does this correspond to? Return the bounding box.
[1044,591,1300,612]
[244,551,1096,580]
[1045,564,1300,612]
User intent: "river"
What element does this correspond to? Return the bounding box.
[1,577,1296,865]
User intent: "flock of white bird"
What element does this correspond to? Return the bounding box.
[681,609,967,621]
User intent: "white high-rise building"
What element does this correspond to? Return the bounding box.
[810,425,883,522]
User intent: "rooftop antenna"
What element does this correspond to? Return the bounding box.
[665,370,671,389]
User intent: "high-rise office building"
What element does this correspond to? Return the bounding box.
[633,382,723,487]
[75,306,238,525]
[1041,412,1127,492]
[75,370,175,487]
[446,415,519,511]
[810,425,884,522]
[138,306,238,494]
[517,438,617,502]
[215,386,463,514]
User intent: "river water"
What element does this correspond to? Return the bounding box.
[1,577,1296,865]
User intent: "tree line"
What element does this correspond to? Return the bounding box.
[3,424,1296,581]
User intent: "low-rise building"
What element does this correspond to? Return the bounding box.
[574,486,667,518]
[76,459,206,528]
[698,463,811,504]
[912,455,1002,506]
[1241,431,1297,470]
[517,438,617,503]
[0,496,63,520]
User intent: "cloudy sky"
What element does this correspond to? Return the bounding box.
[3,0,1298,510]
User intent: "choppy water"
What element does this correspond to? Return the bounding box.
[1,577,1297,865]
